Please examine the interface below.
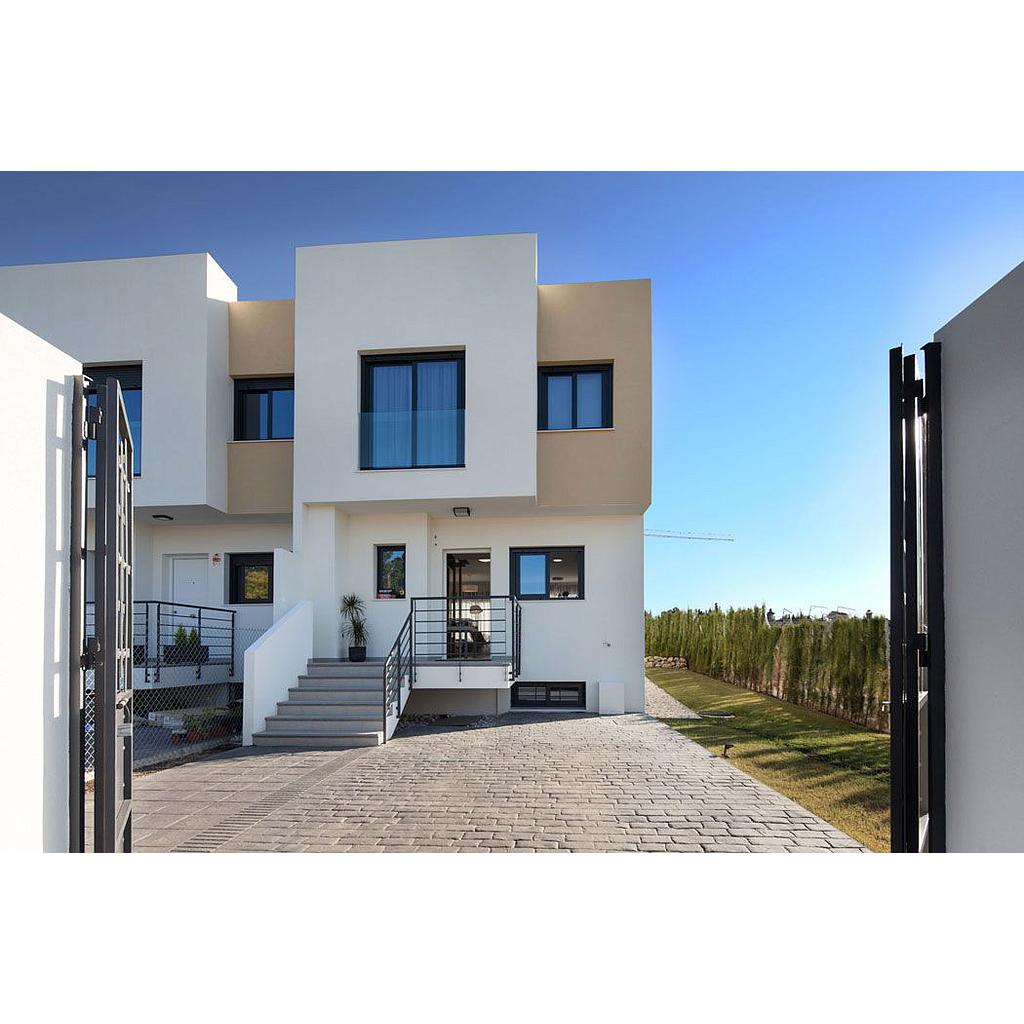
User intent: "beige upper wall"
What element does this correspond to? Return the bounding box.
[226,440,294,514]
[536,280,652,512]
[229,299,294,377]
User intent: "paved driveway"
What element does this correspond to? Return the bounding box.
[132,700,865,852]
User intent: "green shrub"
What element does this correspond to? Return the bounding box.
[645,606,889,730]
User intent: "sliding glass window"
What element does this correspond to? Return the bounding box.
[538,364,612,430]
[360,352,465,469]
[234,377,294,440]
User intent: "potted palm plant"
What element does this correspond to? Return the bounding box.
[340,593,369,662]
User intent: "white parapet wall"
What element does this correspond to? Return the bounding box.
[242,601,313,744]
[1,315,81,852]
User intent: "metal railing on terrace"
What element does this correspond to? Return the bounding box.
[83,600,266,771]
[381,594,522,739]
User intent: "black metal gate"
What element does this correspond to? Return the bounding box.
[889,343,946,853]
[70,376,134,852]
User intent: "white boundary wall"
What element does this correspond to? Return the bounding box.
[934,263,1024,851]
[0,315,80,851]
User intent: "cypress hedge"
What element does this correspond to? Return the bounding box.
[645,606,889,731]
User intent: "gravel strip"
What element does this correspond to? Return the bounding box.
[645,676,701,719]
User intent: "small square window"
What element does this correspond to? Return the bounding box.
[538,365,612,430]
[376,545,406,599]
[229,553,274,604]
[234,378,294,440]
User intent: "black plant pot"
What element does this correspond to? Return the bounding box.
[348,645,367,663]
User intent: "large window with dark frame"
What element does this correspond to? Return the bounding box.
[85,363,143,476]
[360,352,465,469]
[538,364,612,430]
[234,377,295,440]
[510,547,584,600]
[228,553,274,604]
[375,545,406,599]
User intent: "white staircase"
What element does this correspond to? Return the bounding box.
[252,659,385,748]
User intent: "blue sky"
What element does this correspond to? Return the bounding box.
[3,172,1023,615]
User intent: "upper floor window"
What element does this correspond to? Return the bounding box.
[85,364,142,476]
[234,377,294,440]
[538,364,612,430]
[360,352,465,470]
[510,547,584,600]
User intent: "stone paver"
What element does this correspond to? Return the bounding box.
[644,676,700,719]
[132,711,866,853]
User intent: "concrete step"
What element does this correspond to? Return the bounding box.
[277,700,380,715]
[274,705,381,721]
[252,731,382,749]
[265,715,383,733]
[296,675,382,690]
[306,661,384,679]
[287,688,381,704]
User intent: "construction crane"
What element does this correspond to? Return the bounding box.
[644,529,734,542]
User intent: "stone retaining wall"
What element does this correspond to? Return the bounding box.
[645,655,688,670]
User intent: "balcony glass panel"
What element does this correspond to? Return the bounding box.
[361,410,464,469]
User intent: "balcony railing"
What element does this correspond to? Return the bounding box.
[409,595,521,677]
[85,600,237,684]
[359,409,465,469]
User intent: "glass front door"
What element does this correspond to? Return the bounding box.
[445,552,492,660]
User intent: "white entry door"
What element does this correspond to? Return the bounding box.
[171,556,208,607]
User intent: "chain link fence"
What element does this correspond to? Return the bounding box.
[84,602,267,773]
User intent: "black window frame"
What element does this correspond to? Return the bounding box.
[84,363,143,477]
[375,544,407,600]
[510,546,585,601]
[233,376,295,441]
[360,351,466,470]
[538,364,612,430]
[512,682,587,709]
[228,552,274,605]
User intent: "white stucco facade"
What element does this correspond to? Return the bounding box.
[296,511,645,711]
[282,234,650,718]
[1,233,652,769]
[0,253,237,513]
[293,234,539,521]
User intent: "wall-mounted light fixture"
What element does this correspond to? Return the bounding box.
[453,506,471,517]
[152,514,174,521]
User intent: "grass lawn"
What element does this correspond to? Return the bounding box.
[648,667,890,852]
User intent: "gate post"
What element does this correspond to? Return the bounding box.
[68,375,88,853]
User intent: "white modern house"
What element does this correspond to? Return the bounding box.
[0,233,651,752]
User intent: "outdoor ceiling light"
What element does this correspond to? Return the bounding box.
[552,557,563,562]
[478,557,491,563]
[452,506,471,517]
[152,514,174,521]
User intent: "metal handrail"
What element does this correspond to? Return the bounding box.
[382,610,413,742]
[381,594,523,738]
